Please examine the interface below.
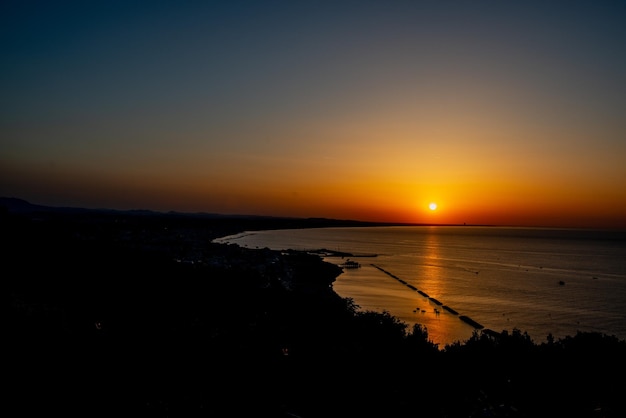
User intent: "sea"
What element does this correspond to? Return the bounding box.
[213,226,626,348]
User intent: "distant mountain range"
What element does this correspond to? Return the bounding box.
[0,196,296,219]
[0,196,407,227]
[0,196,174,216]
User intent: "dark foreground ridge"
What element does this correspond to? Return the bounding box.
[4,198,626,417]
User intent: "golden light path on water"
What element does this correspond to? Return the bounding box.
[217,226,626,349]
[328,255,478,348]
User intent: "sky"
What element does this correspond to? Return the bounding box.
[2,1,626,228]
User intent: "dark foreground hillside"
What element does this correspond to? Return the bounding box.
[4,205,626,417]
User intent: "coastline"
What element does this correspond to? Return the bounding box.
[5,206,626,417]
[217,224,626,347]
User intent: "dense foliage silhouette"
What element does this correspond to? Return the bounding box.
[4,205,625,417]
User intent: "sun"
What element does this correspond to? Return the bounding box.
[429,202,437,211]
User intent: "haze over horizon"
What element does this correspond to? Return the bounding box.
[2,1,626,229]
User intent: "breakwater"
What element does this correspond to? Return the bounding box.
[371,264,486,331]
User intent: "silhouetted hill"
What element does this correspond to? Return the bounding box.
[4,197,626,417]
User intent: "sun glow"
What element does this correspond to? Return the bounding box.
[429,202,437,211]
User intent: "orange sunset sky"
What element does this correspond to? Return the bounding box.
[2,1,626,228]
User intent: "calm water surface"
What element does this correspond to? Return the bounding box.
[214,226,626,348]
